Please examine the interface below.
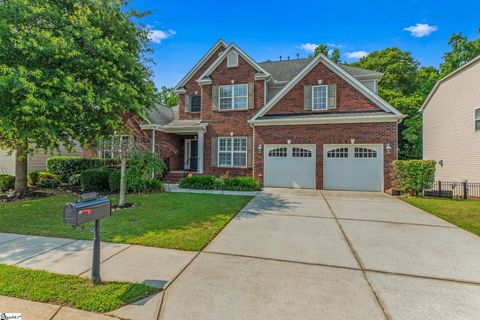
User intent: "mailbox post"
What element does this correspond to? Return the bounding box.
[64,193,111,284]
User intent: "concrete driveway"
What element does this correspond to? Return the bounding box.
[160,189,480,320]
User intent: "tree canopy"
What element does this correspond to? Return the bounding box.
[0,0,158,194]
[440,29,480,77]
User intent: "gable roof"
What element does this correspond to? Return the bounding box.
[250,53,403,122]
[421,54,480,112]
[259,58,383,83]
[196,43,271,83]
[174,39,227,91]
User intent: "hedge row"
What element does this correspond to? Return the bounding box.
[47,156,119,182]
[28,171,61,188]
[179,175,261,191]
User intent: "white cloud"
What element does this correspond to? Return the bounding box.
[298,43,318,53]
[149,29,176,44]
[298,42,344,53]
[345,51,368,59]
[404,23,438,37]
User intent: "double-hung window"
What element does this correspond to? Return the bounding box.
[218,137,247,167]
[219,84,248,110]
[312,85,328,110]
[475,108,480,131]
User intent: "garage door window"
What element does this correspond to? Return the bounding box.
[218,137,247,167]
[354,147,377,158]
[327,148,348,158]
[269,147,287,157]
[292,147,312,158]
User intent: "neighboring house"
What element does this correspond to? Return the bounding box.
[422,54,480,182]
[134,39,404,191]
[0,144,84,175]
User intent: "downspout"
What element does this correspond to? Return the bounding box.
[151,128,156,178]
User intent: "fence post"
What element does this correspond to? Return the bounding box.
[438,181,442,197]
[463,180,468,200]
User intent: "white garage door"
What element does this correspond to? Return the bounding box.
[264,145,315,189]
[324,145,383,192]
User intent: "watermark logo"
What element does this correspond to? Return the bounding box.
[0,314,22,320]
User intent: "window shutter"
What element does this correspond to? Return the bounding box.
[211,85,218,110]
[211,137,218,167]
[248,82,254,109]
[304,85,312,110]
[247,136,253,167]
[327,83,337,109]
[185,95,191,112]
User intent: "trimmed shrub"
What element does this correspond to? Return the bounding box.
[0,174,15,192]
[68,174,81,187]
[393,160,436,196]
[28,172,60,189]
[47,156,119,182]
[179,175,216,190]
[179,175,261,191]
[216,176,262,191]
[145,179,163,192]
[108,170,121,193]
[80,168,112,192]
[126,152,166,193]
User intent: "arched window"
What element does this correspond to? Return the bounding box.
[292,148,312,158]
[354,147,377,158]
[268,147,287,157]
[327,148,348,158]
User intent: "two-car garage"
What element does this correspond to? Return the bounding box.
[263,144,383,191]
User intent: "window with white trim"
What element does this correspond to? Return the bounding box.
[219,84,248,110]
[327,148,348,158]
[354,147,377,158]
[268,147,287,157]
[218,137,247,167]
[475,108,480,131]
[312,85,328,110]
[292,147,312,158]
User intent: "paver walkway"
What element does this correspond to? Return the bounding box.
[3,189,480,319]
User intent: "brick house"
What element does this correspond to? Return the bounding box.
[138,40,404,191]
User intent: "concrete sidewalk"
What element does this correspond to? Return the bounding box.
[0,232,197,319]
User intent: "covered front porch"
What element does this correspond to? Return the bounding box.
[142,119,208,174]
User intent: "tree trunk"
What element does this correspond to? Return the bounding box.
[14,144,28,196]
[118,157,126,207]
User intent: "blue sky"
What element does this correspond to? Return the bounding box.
[131,0,480,88]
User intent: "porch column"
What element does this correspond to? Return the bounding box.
[197,130,204,173]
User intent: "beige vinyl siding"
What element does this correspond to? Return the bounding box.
[0,144,84,175]
[361,80,377,93]
[423,60,480,182]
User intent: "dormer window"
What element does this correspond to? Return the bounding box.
[227,51,239,68]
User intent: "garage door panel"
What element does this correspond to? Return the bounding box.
[264,145,315,189]
[324,145,382,192]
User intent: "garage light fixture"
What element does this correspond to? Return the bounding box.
[258,144,263,153]
[287,139,291,144]
[350,138,355,144]
[386,143,392,154]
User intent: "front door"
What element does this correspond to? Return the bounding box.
[184,139,198,172]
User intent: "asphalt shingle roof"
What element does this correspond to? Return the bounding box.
[258,58,383,82]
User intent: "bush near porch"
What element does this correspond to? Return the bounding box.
[179,175,261,191]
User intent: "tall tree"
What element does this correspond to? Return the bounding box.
[331,48,341,63]
[0,0,157,195]
[160,86,179,107]
[314,44,329,57]
[440,29,480,77]
[313,44,341,63]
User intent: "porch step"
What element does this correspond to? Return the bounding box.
[164,171,201,183]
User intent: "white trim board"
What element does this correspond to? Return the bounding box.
[174,39,227,91]
[196,43,271,83]
[250,53,404,122]
[252,114,403,126]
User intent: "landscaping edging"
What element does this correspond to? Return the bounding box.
[163,183,260,196]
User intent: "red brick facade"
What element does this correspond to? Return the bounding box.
[132,43,401,191]
[266,61,381,115]
[253,123,398,190]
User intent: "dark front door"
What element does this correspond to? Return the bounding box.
[190,140,198,172]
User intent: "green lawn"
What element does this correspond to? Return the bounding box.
[402,197,480,236]
[0,192,252,251]
[0,264,157,312]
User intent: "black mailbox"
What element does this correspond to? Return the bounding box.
[64,197,111,226]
